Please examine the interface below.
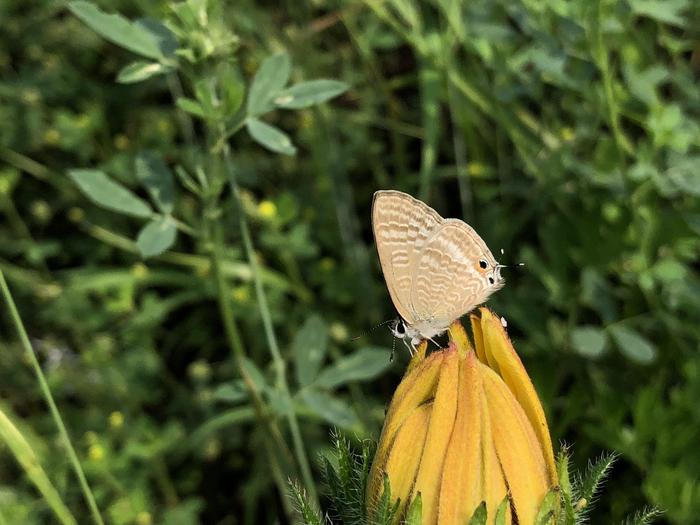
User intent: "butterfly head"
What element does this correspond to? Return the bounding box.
[476,255,505,291]
[390,318,409,339]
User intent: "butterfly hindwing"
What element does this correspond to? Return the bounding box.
[410,220,499,325]
[372,190,443,323]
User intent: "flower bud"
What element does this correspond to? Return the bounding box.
[367,308,558,525]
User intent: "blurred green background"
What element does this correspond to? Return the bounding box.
[1,0,699,524]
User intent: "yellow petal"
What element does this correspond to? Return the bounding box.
[469,313,488,364]
[412,349,460,525]
[478,376,511,524]
[438,351,482,525]
[479,308,558,484]
[406,340,429,374]
[382,403,432,519]
[367,351,446,506]
[482,363,549,525]
[447,320,472,358]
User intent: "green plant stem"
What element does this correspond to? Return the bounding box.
[208,221,296,520]
[0,271,105,525]
[219,127,319,505]
[591,0,633,156]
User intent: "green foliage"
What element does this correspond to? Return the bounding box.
[404,493,422,525]
[623,507,665,525]
[289,480,326,525]
[494,498,509,525]
[468,502,488,525]
[0,0,698,522]
[320,433,374,525]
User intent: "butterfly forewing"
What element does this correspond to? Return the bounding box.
[410,220,498,325]
[372,190,443,323]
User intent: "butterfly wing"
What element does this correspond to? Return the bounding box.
[410,219,500,326]
[372,190,444,323]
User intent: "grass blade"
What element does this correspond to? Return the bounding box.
[0,407,77,525]
[0,271,105,525]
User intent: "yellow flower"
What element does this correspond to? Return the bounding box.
[366,308,558,525]
[257,200,277,220]
[109,411,124,430]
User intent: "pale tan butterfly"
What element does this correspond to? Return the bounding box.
[372,190,504,351]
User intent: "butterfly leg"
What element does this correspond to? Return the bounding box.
[410,336,424,355]
[403,338,416,356]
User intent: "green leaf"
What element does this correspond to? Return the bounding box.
[300,390,358,429]
[405,493,422,525]
[468,501,487,525]
[494,497,509,525]
[219,64,245,116]
[247,53,291,116]
[608,325,657,364]
[0,408,78,525]
[570,326,607,358]
[579,451,618,503]
[176,97,208,120]
[292,315,328,387]
[68,1,163,59]
[628,0,687,26]
[622,506,664,525]
[556,447,574,501]
[68,169,152,218]
[211,382,247,404]
[116,61,172,84]
[136,216,177,258]
[242,358,268,393]
[288,480,325,525]
[246,118,297,155]
[274,79,349,109]
[535,489,558,525]
[315,347,392,389]
[135,152,175,213]
[374,474,400,525]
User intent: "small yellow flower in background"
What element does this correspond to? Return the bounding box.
[136,511,153,525]
[114,133,129,150]
[560,127,575,142]
[131,263,149,279]
[467,162,486,177]
[109,411,124,430]
[43,128,60,146]
[232,286,250,303]
[258,200,277,220]
[366,308,557,525]
[88,443,105,461]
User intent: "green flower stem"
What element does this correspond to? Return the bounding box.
[591,0,633,156]
[219,127,319,506]
[0,271,105,525]
[208,222,297,520]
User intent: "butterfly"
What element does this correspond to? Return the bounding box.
[372,190,504,351]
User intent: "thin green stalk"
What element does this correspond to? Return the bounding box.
[219,130,318,505]
[208,225,297,520]
[446,81,474,222]
[0,407,77,525]
[0,271,105,525]
[418,56,441,202]
[591,0,633,156]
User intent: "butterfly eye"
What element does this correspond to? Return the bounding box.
[396,322,405,334]
[479,259,488,269]
[488,277,495,285]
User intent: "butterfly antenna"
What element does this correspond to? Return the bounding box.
[350,319,395,342]
[497,248,525,269]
